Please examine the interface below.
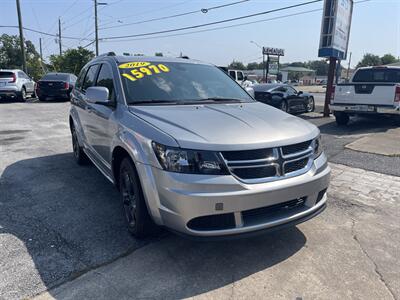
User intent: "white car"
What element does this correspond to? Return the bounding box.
[0,69,36,101]
[330,66,400,125]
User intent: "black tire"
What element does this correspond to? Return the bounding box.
[306,96,315,112]
[71,125,89,165]
[18,87,27,102]
[280,100,289,112]
[335,112,350,126]
[119,157,157,238]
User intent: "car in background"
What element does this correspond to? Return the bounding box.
[36,72,77,101]
[0,69,36,102]
[253,83,315,114]
[330,66,400,125]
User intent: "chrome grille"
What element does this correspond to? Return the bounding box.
[221,140,314,183]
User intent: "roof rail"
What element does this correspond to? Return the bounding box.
[97,52,116,57]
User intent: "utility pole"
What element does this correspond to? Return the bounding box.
[94,0,99,56]
[346,52,352,81]
[39,38,43,61]
[39,38,45,72]
[58,18,62,56]
[15,0,27,73]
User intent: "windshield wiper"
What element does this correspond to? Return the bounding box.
[130,100,179,105]
[196,97,247,102]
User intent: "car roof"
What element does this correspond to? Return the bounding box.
[93,54,213,66]
[253,83,285,92]
[44,72,72,75]
[0,69,22,72]
[358,66,400,70]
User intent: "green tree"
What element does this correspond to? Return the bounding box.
[228,60,246,70]
[380,53,398,65]
[49,47,94,75]
[307,60,329,76]
[0,34,44,80]
[356,53,381,68]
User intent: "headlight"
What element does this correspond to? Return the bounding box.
[152,142,229,175]
[313,135,323,158]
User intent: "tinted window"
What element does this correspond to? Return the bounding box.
[96,64,115,101]
[353,68,400,83]
[237,72,244,81]
[82,65,99,91]
[0,72,14,78]
[41,73,70,81]
[75,68,87,90]
[286,86,297,95]
[119,62,253,104]
[18,71,27,79]
[229,71,236,79]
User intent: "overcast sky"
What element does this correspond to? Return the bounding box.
[1,0,399,67]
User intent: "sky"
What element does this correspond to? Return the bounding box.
[1,0,399,67]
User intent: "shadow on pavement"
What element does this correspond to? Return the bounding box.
[0,153,306,299]
[301,113,399,136]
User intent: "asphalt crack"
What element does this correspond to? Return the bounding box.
[351,219,397,300]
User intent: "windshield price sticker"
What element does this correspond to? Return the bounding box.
[119,62,170,82]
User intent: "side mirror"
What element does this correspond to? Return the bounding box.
[86,86,114,106]
[298,91,303,95]
[245,87,254,98]
[244,75,248,81]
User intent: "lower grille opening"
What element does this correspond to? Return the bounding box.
[242,197,307,226]
[187,213,235,231]
[316,189,327,204]
[232,166,277,179]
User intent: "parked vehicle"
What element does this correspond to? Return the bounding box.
[0,69,36,101]
[228,69,245,85]
[330,66,400,125]
[69,54,330,238]
[253,84,315,113]
[36,72,77,101]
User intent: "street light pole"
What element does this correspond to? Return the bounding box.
[58,18,62,56]
[15,0,27,73]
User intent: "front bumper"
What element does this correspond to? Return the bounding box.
[330,104,400,115]
[137,154,330,237]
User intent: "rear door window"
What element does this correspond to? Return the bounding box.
[353,68,400,83]
[229,71,236,79]
[237,72,244,81]
[82,65,99,92]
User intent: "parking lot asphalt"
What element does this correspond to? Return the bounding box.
[0,100,399,299]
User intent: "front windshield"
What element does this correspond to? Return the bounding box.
[118,61,253,104]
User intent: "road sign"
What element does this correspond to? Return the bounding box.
[318,0,353,60]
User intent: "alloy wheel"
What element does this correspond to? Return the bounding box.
[121,170,137,228]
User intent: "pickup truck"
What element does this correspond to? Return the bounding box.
[330,66,400,125]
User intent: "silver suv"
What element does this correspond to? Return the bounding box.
[0,69,36,101]
[69,54,330,238]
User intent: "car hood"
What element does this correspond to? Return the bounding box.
[128,102,319,151]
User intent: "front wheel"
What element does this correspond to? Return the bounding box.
[280,100,288,112]
[119,158,157,238]
[306,97,315,112]
[18,87,27,102]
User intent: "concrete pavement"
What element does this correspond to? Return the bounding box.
[34,163,400,300]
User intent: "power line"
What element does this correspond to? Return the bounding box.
[100,0,250,30]
[101,0,323,40]
[101,0,370,43]
[0,25,92,40]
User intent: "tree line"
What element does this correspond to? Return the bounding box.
[228,53,399,76]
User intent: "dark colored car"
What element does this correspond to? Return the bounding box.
[36,72,77,101]
[253,84,315,114]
